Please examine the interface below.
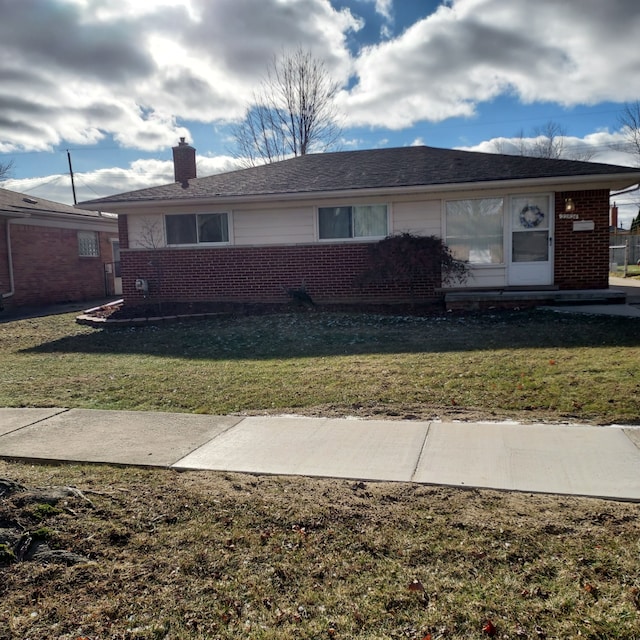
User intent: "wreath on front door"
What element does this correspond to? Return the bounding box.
[519,204,545,228]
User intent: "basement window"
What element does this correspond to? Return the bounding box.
[165,213,229,245]
[78,231,100,257]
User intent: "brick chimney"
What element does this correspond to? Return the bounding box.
[172,137,196,185]
[611,202,619,229]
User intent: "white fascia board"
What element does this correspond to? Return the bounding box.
[80,172,640,213]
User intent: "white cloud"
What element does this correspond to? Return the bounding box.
[1,152,247,206]
[0,0,359,153]
[356,0,394,37]
[340,0,640,129]
[457,130,637,167]
[3,0,639,154]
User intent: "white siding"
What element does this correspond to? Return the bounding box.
[448,266,507,289]
[391,199,441,236]
[233,207,315,245]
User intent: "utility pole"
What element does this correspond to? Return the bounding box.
[67,149,77,205]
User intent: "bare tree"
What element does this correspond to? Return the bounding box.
[232,48,342,166]
[618,101,640,165]
[493,121,595,161]
[133,217,166,314]
[610,103,640,206]
[0,159,14,180]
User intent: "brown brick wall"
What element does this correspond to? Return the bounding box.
[554,189,610,289]
[2,223,118,308]
[121,243,441,307]
[118,214,129,250]
[0,220,9,300]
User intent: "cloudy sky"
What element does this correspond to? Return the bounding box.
[2,0,640,225]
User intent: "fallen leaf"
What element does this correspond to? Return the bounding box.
[408,578,425,592]
[482,619,497,636]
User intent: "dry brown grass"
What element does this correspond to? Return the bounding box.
[1,461,639,639]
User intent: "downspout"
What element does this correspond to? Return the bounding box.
[2,218,15,300]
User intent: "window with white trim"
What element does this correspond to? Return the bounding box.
[165,213,229,245]
[445,198,504,264]
[318,204,388,240]
[78,231,100,257]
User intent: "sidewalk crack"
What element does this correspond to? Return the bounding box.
[0,408,70,438]
[410,422,432,483]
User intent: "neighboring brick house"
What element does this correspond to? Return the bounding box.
[79,142,640,312]
[0,188,119,312]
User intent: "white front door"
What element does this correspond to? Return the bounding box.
[508,195,554,286]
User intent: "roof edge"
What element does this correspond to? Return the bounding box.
[79,172,640,212]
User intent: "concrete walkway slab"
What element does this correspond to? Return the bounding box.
[2,408,640,501]
[413,422,640,500]
[175,416,431,481]
[0,409,242,466]
[624,427,640,450]
[0,408,68,435]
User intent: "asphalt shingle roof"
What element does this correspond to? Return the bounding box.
[0,187,115,219]
[80,145,640,207]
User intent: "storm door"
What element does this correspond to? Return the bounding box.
[507,195,553,286]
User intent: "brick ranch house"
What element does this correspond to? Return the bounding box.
[0,187,119,313]
[79,141,640,313]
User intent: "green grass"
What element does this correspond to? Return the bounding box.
[1,309,640,423]
[611,265,640,278]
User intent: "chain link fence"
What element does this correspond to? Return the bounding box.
[610,234,640,273]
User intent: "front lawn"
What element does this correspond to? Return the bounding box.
[0,309,639,424]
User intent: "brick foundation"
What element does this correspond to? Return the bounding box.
[121,242,441,309]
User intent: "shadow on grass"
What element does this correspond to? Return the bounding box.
[20,310,640,361]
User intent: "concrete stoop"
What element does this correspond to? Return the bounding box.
[444,288,625,312]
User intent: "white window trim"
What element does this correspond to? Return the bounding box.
[164,211,233,247]
[316,203,390,242]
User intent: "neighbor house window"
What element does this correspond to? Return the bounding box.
[78,231,100,257]
[165,213,229,245]
[318,204,388,240]
[445,198,504,264]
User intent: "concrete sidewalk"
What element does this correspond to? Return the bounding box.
[1,408,640,501]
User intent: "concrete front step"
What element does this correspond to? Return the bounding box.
[445,288,625,311]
